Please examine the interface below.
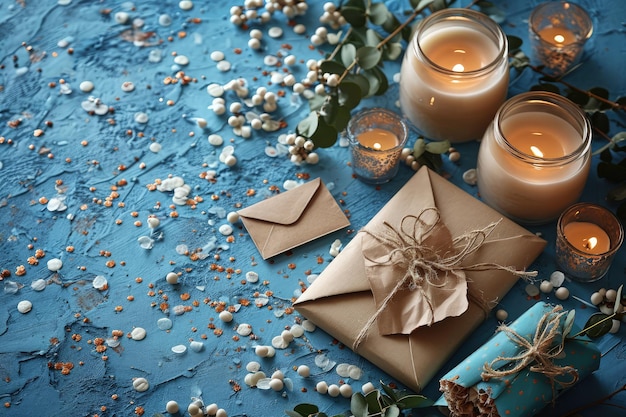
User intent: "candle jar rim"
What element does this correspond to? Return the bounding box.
[529,1,594,43]
[557,202,624,256]
[347,107,409,151]
[494,91,591,166]
[412,8,508,78]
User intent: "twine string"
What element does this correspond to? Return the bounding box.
[353,210,537,351]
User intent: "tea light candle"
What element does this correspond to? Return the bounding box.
[399,9,509,142]
[556,203,624,282]
[562,221,611,255]
[346,108,408,184]
[529,2,593,76]
[476,92,592,225]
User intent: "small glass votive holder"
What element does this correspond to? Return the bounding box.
[555,203,624,282]
[529,1,593,76]
[346,108,409,184]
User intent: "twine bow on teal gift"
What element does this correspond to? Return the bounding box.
[481,305,579,402]
[353,208,538,351]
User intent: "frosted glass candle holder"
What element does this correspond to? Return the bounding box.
[556,203,624,282]
[529,2,593,76]
[347,108,408,184]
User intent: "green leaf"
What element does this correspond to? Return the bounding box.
[343,73,370,97]
[362,67,388,96]
[413,138,426,158]
[292,403,320,417]
[380,382,398,402]
[338,81,363,110]
[331,106,352,132]
[598,161,626,182]
[530,83,560,94]
[341,43,357,68]
[365,390,382,414]
[382,42,403,61]
[617,201,626,223]
[356,46,382,70]
[583,312,613,338]
[297,112,318,138]
[308,93,328,112]
[396,394,434,409]
[565,89,589,106]
[350,393,368,417]
[341,6,367,27]
[309,116,339,148]
[369,3,390,26]
[429,0,449,12]
[284,411,304,417]
[607,182,626,202]
[383,404,400,417]
[587,87,612,111]
[590,111,610,133]
[563,310,576,339]
[411,0,434,10]
[320,60,347,76]
[425,140,451,154]
[366,28,382,48]
[506,35,523,52]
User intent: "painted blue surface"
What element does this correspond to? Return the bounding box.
[0,1,624,416]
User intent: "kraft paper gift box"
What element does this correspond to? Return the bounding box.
[238,177,350,259]
[437,302,601,417]
[294,167,546,392]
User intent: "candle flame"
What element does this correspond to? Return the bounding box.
[530,145,544,158]
[452,63,465,72]
[584,237,598,251]
[373,143,382,151]
[553,34,565,43]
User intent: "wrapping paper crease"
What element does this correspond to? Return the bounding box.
[294,168,546,392]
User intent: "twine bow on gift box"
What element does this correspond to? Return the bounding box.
[481,305,579,402]
[354,208,538,350]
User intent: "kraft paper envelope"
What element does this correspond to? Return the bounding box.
[238,177,350,259]
[294,167,546,393]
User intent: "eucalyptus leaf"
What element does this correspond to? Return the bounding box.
[293,403,320,416]
[369,2,390,26]
[425,139,451,154]
[607,182,626,202]
[383,42,403,61]
[331,106,352,132]
[530,83,560,94]
[320,60,347,76]
[341,43,357,68]
[344,0,366,8]
[411,0,434,10]
[583,312,613,338]
[397,394,435,409]
[590,111,610,133]
[383,404,400,417]
[429,0,450,12]
[614,285,623,314]
[506,35,523,52]
[338,81,362,110]
[587,87,612,111]
[565,89,589,106]
[350,393,368,417]
[284,411,304,417]
[366,28,382,48]
[598,161,626,182]
[563,310,576,339]
[356,46,382,70]
[341,6,367,27]
[343,73,370,96]
[296,112,319,138]
[365,390,382,414]
[380,382,398,402]
[308,93,327,112]
[362,66,388,96]
[309,116,339,148]
[413,138,426,158]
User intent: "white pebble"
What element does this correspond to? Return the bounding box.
[133,377,149,392]
[227,211,239,223]
[462,169,477,185]
[171,344,187,355]
[224,155,237,167]
[149,142,162,153]
[166,400,179,413]
[269,378,284,391]
[219,310,233,322]
[188,403,202,416]
[550,271,565,287]
[208,134,224,146]
[268,27,283,38]
[297,365,310,377]
[189,341,204,352]
[605,289,617,303]
[293,23,306,34]
[362,382,375,394]
[166,272,179,284]
[157,318,173,330]
[174,55,189,66]
[555,286,570,300]
[327,384,340,397]
[216,409,227,417]
[248,38,262,50]
[210,51,225,61]
[205,403,219,415]
[134,112,149,124]
[525,284,540,297]
[17,300,32,314]
[495,309,508,321]
[158,14,172,27]
[217,60,231,72]
[316,381,328,394]
[249,29,263,40]
[590,292,604,306]
[79,81,94,92]
[218,224,233,236]
[114,11,129,24]
[245,271,259,283]
[179,0,193,10]
[236,323,252,336]
[339,384,353,398]
[131,327,147,341]
[539,280,554,293]
[47,258,63,272]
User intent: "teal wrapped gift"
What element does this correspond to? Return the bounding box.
[436,302,600,417]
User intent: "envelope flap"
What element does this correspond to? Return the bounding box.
[238,178,321,225]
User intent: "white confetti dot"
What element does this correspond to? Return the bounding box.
[133,377,149,392]
[525,283,540,297]
[79,81,94,92]
[131,327,147,340]
[179,0,193,11]
[236,323,252,336]
[134,112,149,124]
[219,311,233,322]
[268,27,283,38]
[189,341,204,352]
[157,318,173,330]
[47,258,63,272]
[93,275,108,290]
[174,55,189,66]
[31,279,46,291]
[217,60,231,72]
[210,51,225,61]
[218,224,233,236]
[555,286,570,300]
[245,271,259,283]
[550,270,565,287]
[121,81,135,92]
[149,142,162,153]
[171,344,187,354]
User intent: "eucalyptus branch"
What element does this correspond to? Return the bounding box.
[529,64,626,111]
[568,312,617,339]
[327,26,353,62]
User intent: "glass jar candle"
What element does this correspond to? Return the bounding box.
[399,8,509,143]
[476,92,592,225]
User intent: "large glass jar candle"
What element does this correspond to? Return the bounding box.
[399,9,509,142]
[476,92,592,225]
